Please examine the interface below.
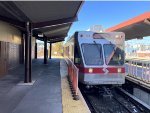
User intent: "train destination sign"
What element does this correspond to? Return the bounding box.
[93,33,105,39]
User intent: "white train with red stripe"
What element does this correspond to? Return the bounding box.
[64,31,125,85]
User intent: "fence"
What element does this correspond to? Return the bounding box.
[67,59,79,100]
[125,59,150,83]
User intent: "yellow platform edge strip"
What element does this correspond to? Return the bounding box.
[61,77,91,113]
[60,60,91,113]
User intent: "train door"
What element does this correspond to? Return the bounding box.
[0,41,8,77]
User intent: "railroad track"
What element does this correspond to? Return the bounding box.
[80,86,149,113]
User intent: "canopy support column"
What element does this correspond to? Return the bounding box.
[44,37,47,64]
[24,22,32,83]
[49,43,52,59]
[35,42,37,59]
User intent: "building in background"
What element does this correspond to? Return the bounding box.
[125,36,150,59]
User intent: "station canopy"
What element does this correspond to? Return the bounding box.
[106,12,150,40]
[0,1,83,43]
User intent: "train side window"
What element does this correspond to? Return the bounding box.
[74,45,80,64]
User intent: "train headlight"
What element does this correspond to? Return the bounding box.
[118,68,122,73]
[89,68,93,73]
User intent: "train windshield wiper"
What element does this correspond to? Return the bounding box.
[107,45,117,65]
[93,41,102,60]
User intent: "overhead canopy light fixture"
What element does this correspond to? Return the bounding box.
[38,33,43,37]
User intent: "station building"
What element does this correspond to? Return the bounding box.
[0,21,36,76]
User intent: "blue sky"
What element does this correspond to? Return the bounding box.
[68,1,150,38]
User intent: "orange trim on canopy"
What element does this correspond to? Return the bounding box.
[106,11,150,32]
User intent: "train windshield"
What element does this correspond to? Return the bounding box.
[82,44,103,65]
[104,44,124,65]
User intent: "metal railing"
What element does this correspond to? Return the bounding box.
[125,59,150,83]
[67,59,79,100]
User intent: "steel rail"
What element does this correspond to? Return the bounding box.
[117,88,150,113]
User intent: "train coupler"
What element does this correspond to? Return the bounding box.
[99,87,113,99]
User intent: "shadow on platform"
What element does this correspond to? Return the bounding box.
[0,59,62,113]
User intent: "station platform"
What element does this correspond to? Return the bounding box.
[0,59,90,113]
[126,75,150,90]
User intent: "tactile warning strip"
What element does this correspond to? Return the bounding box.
[61,77,91,113]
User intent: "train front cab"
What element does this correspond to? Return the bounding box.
[74,31,125,86]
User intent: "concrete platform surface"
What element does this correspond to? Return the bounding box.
[0,59,62,113]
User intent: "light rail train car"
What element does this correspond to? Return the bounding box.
[64,31,125,86]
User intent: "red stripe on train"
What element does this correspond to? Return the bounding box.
[78,67,125,74]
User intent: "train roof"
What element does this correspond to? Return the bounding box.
[64,31,125,44]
